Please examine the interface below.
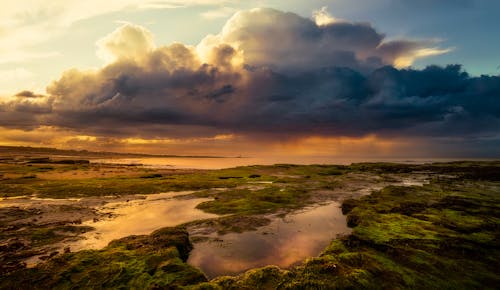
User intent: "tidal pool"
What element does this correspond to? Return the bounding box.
[67,192,218,251]
[187,202,351,279]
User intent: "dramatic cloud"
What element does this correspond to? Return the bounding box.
[1,7,499,156]
[197,8,448,72]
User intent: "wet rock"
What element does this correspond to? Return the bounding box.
[341,198,359,214]
[0,261,26,275]
[39,251,59,261]
[346,213,361,227]
[0,240,26,252]
[4,225,21,231]
[159,260,185,272]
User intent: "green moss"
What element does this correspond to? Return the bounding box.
[187,215,271,235]
[210,266,290,290]
[2,161,500,289]
[195,187,309,215]
[352,212,447,244]
[0,163,353,199]
[204,170,500,289]
[0,227,207,289]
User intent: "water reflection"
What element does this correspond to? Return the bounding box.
[187,202,350,278]
[68,192,218,251]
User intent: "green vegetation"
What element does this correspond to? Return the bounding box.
[0,227,207,289]
[1,160,499,289]
[204,174,500,289]
[187,215,272,236]
[0,162,349,199]
[195,187,309,215]
[0,170,243,198]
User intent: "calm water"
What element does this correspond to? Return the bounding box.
[67,192,218,251]
[187,202,351,278]
[59,195,351,278]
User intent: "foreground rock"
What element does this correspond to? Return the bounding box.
[204,169,500,289]
[0,227,206,289]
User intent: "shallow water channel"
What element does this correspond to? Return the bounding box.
[5,191,354,276]
[188,202,351,278]
[4,175,426,274]
[65,193,351,278]
[67,192,217,251]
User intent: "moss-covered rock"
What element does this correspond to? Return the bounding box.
[199,176,500,289]
[2,161,500,289]
[0,227,207,289]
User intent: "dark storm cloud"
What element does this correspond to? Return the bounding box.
[15,90,45,98]
[3,62,499,139]
[0,8,498,141]
[234,65,500,137]
[0,99,52,130]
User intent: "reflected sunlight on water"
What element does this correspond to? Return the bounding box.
[187,202,351,278]
[67,192,218,251]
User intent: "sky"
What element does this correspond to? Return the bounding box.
[0,0,499,158]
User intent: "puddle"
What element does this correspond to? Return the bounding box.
[0,195,32,204]
[31,197,82,202]
[401,179,425,186]
[247,181,274,184]
[355,175,429,197]
[357,186,383,196]
[0,195,83,208]
[64,191,218,252]
[187,202,350,278]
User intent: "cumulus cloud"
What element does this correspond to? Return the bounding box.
[1,7,498,149]
[197,8,448,72]
[96,23,156,63]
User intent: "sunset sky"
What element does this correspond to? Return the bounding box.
[0,0,499,158]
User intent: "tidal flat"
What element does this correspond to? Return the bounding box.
[0,154,499,289]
